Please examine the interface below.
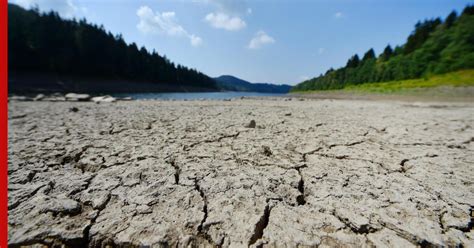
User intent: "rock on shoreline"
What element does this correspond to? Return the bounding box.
[9,93,122,103]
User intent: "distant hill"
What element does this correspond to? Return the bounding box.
[292,5,474,92]
[8,3,217,93]
[215,75,292,93]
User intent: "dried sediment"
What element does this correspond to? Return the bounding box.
[8,98,474,247]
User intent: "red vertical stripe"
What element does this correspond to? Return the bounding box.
[0,0,7,247]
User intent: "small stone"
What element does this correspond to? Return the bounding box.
[9,96,29,101]
[91,96,116,103]
[285,113,292,116]
[69,107,79,112]
[262,146,272,156]
[33,94,45,101]
[65,93,90,101]
[245,120,256,128]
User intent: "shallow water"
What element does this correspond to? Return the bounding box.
[113,91,286,100]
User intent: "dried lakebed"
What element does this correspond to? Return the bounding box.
[8,98,474,247]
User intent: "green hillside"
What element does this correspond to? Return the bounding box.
[8,4,217,92]
[291,5,474,92]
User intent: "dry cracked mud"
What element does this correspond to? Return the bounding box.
[8,98,474,247]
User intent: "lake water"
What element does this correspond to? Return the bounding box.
[114,92,286,100]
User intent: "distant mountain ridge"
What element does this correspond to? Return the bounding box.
[215,75,292,93]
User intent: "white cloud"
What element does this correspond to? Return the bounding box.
[136,6,202,47]
[190,35,203,47]
[199,0,248,31]
[204,12,246,31]
[334,12,343,19]
[318,48,325,54]
[248,31,275,49]
[137,7,184,36]
[11,0,86,18]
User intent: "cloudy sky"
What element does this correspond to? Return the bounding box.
[9,0,472,84]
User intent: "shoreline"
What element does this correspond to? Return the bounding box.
[290,85,474,103]
[8,84,474,103]
[290,92,474,102]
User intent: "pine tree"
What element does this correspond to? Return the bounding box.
[346,55,360,68]
[445,10,458,28]
[404,18,442,54]
[362,48,376,61]
[380,45,393,61]
[462,5,474,15]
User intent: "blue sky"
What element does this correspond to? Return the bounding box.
[10,0,472,85]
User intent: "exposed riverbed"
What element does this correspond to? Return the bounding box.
[8,97,474,247]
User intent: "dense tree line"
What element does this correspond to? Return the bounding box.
[292,5,474,91]
[8,4,217,90]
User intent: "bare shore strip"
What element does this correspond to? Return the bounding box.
[290,85,474,103]
[8,97,474,247]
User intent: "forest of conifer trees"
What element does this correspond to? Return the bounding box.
[292,5,474,91]
[8,4,217,92]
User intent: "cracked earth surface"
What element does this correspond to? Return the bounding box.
[8,98,474,247]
